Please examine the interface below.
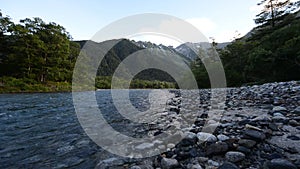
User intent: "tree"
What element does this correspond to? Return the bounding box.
[255,0,292,27]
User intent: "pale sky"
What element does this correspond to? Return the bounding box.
[2,0,265,46]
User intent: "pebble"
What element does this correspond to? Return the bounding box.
[243,129,266,141]
[217,134,230,141]
[196,132,217,143]
[218,162,240,169]
[225,151,246,163]
[263,158,297,169]
[238,139,256,148]
[206,142,229,156]
[161,158,179,169]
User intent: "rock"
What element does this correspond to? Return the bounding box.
[273,112,285,117]
[289,120,299,127]
[167,144,176,149]
[251,115,272,122]
[181,132,197,146]
[263,158,297,169]
[187,163,203,169]
[161,158,179,169]
[207,160,220,167]
[218,162,240,169]
[217,134,230,141]
[272,106,287,113]
[206,142,228,156]
[243,129,266,141]
[236,146,251,154]
[130,166,142,169]
[202,123,219,133]
[272,116,289,124]
[287,135,300,141]
[293,106,300,114]
[225,151,245,163]
[196,132,217,143]
[245,124,262,131]
[238,139,256,148]
[96,158,125,168]
[135,142,154,150]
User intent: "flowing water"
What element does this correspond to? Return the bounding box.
[0,90,167,168]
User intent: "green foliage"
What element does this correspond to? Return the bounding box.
[95,76,176,89]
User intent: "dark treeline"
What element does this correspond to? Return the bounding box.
[0,10,176,92]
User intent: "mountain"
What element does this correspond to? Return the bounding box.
[175,42,230,60]
[76,39,193,82]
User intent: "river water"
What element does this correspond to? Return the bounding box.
[0,90,167,168]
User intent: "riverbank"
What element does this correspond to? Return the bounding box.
[0,76,176,93]
[96,81,300,169]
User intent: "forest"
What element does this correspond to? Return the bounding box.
[0,0,300,92]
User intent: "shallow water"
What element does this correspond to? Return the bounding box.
[0,90,166,168]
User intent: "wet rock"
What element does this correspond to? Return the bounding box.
[181,132,198,146]
[245,124,262,131]
[161,158,179,169]
[187,163,203,169]
[263,158,297,169]
[217,134,230,141]
[289,120,299,127]
[135,143,154,150]
[287,135,300,141]
[236,146,251,154]
[196,132,217,143]
[206,142,229,156]
[272,106,287,113]
[243,129,266,141]
[218,162,239,169]
[238,139,256,148]
[272,116,289,124]
[293,106,300,114]
[96,158,125,168]
[225,151,245,163]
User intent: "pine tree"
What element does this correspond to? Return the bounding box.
[255,0,292,27]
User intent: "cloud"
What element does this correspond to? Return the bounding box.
[185,18,217,35]
[130,34,181,47]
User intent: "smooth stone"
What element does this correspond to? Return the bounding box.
[236,146,251,154]
[273,113,285,117]
[206,142,228,156]
[181,132,198,146]
[287,135,300,141]
[135,143,154,150]
[202,123,220,133]
[238,139,256,148]
[252,115,272,122]
[208,160,220,167]
[187,163,203,169]
[217,134,230,141]
[245,124,262,131]
[263,158,297,169]
[293,106,300,114]
[218,162,240,169]
[196,132,217,143]
[243,129,266,141]
[167,144,176,149]
[225,151,245,163]
[161,158,179,169]
[289,120,299,127]
[96,158,125,168]
[272,116,289,124]
[272,106,287,113]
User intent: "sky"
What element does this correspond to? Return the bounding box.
[2,0,263,47]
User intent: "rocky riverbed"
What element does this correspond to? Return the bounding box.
[96,81,300,169]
